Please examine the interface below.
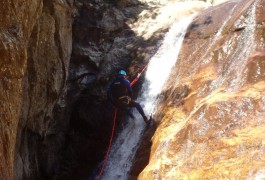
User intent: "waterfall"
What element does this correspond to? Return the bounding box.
[98,15,195,180]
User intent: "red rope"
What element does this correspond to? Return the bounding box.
[97,108,118,180]
[130,60,151,86]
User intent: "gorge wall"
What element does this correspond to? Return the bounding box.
[138,0,265,179]
[0,0,73,179]
[2,0,260,179]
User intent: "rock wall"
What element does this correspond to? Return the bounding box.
[139,0,265,179]
[0,0,73,179]
[62,0,218,179]
[0,0,231,179]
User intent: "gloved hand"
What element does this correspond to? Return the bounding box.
[137,73,141,79]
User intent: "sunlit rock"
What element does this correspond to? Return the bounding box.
[139,0,265,179]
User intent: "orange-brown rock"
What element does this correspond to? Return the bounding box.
[0,0,72,179]
[139,0,265,179]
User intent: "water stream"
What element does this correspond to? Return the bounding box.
[98,15,195,180]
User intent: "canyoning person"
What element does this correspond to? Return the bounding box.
[108,70,149,123]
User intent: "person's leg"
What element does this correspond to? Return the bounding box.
[114,98,135,119]
[130,101,148,122]
[117,96,148,122]
[124,108,135,119]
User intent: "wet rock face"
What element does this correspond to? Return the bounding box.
[140,0,265,179]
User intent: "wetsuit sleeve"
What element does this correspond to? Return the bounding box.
[123,79,133,97]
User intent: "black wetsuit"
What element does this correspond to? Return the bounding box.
[108,75,147,121]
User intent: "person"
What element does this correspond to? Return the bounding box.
[108,70,148,123]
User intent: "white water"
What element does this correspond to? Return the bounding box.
[98,15,195,180]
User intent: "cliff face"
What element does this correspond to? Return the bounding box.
[59,0,215,179]
[0,0,239,180]
[139,0,265,179]
[0,0,73,179]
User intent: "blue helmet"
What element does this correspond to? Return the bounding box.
[118,70,127,76]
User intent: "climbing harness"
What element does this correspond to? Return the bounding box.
[97,61,151,180]
[118,96,131,104]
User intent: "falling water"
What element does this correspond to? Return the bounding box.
[98,15,195,180]
[141,15,195,115]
